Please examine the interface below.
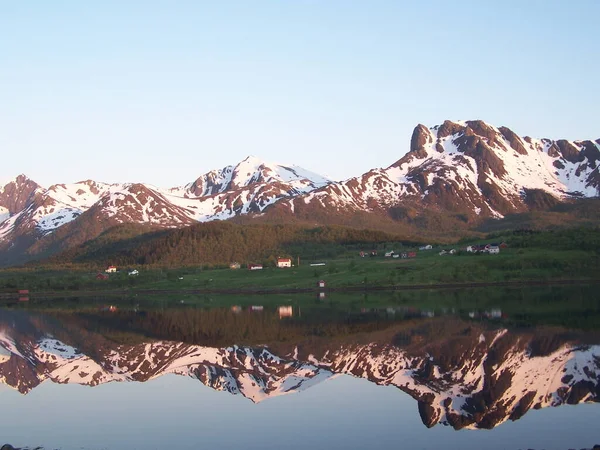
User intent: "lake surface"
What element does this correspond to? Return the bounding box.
[1,286,599,450]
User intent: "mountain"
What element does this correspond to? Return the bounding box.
[1,311,598,430]
[0,157,331,265]
[269,120,600,224]
[1,121,599,266]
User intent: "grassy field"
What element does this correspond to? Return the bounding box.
[0,244,598,296]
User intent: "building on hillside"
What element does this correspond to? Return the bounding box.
[384,251,395,257]
[487,245,500,254]
[96,273,109,280]
[128,270,139,276]
[229,262,241,270]
[277,258,292,268]
[318,280,326,288]
[407,252,417,258]
[419,245,433,250]
[105,266,117,273]
[248,264,263,270]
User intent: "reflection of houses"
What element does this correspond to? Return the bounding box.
[250,305,264,311]
[229,262,241,270]
[231,305,242,314]
[248,264,263,270]
[277,258,292,268]
[105,266,117,273]
[318,292,326,300]
[278,306,293,318]
[99,305,118,312]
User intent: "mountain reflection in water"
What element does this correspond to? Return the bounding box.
[1,290,599,435]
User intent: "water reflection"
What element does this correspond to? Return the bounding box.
[1,289,599,433]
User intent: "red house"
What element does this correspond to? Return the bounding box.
[96,273,109,280]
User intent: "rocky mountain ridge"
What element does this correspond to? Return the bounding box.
[275,120,600,221]
[1,120,598,264]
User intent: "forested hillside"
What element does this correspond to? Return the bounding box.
[39,222,415,268]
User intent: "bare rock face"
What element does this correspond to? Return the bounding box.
[410,124,434,159]
[0,175,40,215]
[557,139,584,163]
[499,126,528,155]
[436,120,464,139]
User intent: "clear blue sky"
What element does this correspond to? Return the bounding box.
[1,0,599,187]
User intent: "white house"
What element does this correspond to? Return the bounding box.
[487,246,500,254]
[105,266,117,273]
[419,245,433,250]
[384,251,395,257]
[277,258,292,268]
[249,264,263,270]
[128,270,139,276]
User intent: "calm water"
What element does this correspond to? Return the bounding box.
[1,286,599,450]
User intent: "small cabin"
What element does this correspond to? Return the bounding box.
[277,258,292,268]
[105,266,117,273]
[248,264,263,270]
[318,280,326,288]
[128,269,139,276]
[229,262,241,270]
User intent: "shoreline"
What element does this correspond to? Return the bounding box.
[0,278,598,300]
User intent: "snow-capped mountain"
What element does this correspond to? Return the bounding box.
[1,121,599,264]
[277,120,600,219]
[1,312,598,429]
[0,157,331,261]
